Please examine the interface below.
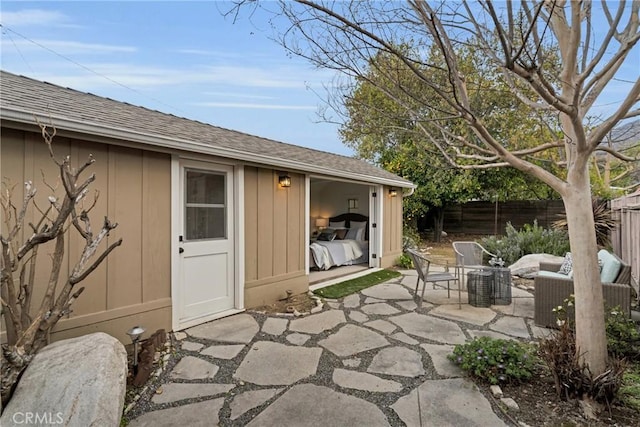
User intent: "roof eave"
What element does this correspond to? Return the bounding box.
[1,106,416,189]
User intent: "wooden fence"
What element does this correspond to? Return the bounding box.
[441,200,566,235]
[611,193,640,297]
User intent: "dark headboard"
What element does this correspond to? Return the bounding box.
[329,213,369,241]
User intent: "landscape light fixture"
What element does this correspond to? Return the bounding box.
[126,325,146,375]
[278,174,291,188]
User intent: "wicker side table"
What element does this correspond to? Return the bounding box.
[488,267,512,305]
[467,270,493,307]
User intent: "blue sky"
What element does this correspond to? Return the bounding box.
[0,1,349,155]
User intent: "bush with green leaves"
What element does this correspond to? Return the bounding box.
[402,225,421,250]
[605,306,640,360]
[396,253,413,269]
[480,220,570,265]
[448,337,538,384]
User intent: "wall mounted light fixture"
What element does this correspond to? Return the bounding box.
[389,188,398,197]
[278,174,291,188]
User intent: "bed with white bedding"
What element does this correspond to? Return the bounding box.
[309,213,369,270]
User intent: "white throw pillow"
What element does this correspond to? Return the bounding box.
[558,252,573,275]
[329,220,345,228]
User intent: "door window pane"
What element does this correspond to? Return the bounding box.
[185,169,226,240]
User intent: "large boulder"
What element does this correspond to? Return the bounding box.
[509,253,565,278]
[0,332,127,427]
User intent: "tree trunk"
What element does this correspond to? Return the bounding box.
[432,207,444,242]
[563,178,608,376]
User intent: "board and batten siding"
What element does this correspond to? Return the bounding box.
[0,128,172,344]
[243,167,307,307]
[381,186,403,268]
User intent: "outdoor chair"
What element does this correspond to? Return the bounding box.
[407,249,462,309]
[452,241,497,287]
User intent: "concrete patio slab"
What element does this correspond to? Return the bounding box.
[318,324,389,357]
[361,283,414,300]
[289,310,346,334]
[201,344,245,359]
[151,383,233,404]
[234,341,322,386]
[187,314,259,344]
[286,333,310,346]
[390,332,420,345]
[348,310,369,323]
[390,312,467,345]
[245,384,388,427]
[261,317,288,336]
[420,344,462,377]
[180,341,204,352]
[364,319,397,334]
[343,294,360,308]
[361,303,401,316]
[342,358,361,367]
[170,356,219,380]
[333,368,403,392]
[490,316,531,339]
[429,304,496,326]
[391,378,508,427]
[396,300,418,311]
[230,388,283,420]
[368,346,425,377]
[129,398,224,427]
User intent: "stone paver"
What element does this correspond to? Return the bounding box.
[361,283,413,300]
[368,346,425,377]
[152,383,233,404]
[348,310,369,323]
[390,332,420,345]
[187,314,259,343]
[343,294,360,308]
[173,331,187,341]
[201,344,245,359]
[289,310,346,334]
[527,319,554,339]
[129,398,224,427]
[286,333,310,346]
[420,343,462,377]
[180,341,204,352]
[364,297,385,304]
[493,297,534,319]
[361,303,401,316]
[262,318,288,336]
[422,289,469,306]
[391,378,508,427]
[396,300,418,311]
[333,368,403,392]
[364,319,397,334]
[170,356,219,380]
[430,303,497,326]
[230,388,283,420]
[326,302,340,309]
[245,384,388,427]
[490,316,531,339]
[390,312,467,345]
[319,324,389,357]
[234,341,322,385]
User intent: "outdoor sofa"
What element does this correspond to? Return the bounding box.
[534,250,632,328]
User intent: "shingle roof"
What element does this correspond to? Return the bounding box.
[0,71,414,188]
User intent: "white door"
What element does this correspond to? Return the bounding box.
[178,161,234,323]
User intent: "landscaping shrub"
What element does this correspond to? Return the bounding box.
[480,220,570,265]
[396,253,413,269]
[605,306,640,361]
[402,225,421,250]
[448,337,538,384]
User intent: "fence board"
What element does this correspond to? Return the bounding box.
[611,193,640,298]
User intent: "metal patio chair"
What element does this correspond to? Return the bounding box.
[407,249,461,309]
[452,241,497,287]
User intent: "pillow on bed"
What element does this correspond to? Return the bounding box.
[355,227,366,241]
[350,220,367,229]
[345,228,358,240]
[317,230,337,241]
[334,229,349,240]
[329,220,346,228]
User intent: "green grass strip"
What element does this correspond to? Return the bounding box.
[313,269,402,299]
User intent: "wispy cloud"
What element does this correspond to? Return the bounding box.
[1,38,136,55]
[203,91,276,100]
[0,9,70,27]
[192,102,317,110]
